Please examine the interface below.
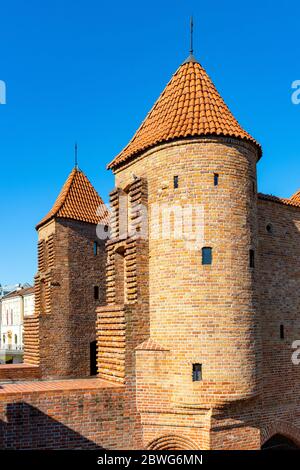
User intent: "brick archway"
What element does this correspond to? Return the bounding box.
[147,434,198,450]
[261,421,300,448]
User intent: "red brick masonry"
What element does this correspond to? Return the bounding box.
[2,53,300,450]
[0,377,141,449]
[0,364,41,381]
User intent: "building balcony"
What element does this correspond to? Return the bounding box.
[0,345,23,352]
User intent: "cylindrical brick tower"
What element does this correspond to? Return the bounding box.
[107,55,262,408]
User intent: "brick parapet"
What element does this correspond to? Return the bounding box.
[0,364,41,382]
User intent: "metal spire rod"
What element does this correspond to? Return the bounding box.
[190,16,194,56]
[75,142,78,169]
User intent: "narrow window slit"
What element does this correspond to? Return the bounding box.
[193,364,202,381]
[94,286,99,300]
[250,249,255,268]
[93,241,98,256]
[202,247,212,265]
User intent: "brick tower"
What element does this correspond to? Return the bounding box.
[24,167,108,379]
[103,54,262,448]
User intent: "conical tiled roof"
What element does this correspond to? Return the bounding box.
[108,56,262,170]
[290,189,300,206]
[36,168,109,229]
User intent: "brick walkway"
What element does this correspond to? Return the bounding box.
[0,377,118,395]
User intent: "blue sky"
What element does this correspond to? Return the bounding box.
[0,0,299,285]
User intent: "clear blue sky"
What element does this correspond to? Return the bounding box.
[0,0,299,285]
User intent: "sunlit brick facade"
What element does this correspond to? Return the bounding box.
[0,54,300,450]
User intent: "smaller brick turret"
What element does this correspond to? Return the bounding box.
[23,167,108,379]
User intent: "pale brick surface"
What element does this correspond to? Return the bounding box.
[115,137,260,402]
[1,135,300,449]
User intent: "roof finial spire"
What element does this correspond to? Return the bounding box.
[182,17,197,64]
[190,16,194,56]
[74,142,78,169]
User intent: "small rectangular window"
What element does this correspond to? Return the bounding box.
[214,173,219,186]
[280,324,284,340]
[93,241,98,256]
[94,286,99,300]
[192,364,202,381]
[202,247,212,265]
[250,249,255,268]
[173,176,179,189]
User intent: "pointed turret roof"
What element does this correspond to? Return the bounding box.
[290,189,300,206]
[36,168,109,230]
[108,56,262,170]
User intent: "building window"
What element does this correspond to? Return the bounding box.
[90,340,97,376]
[266,224,273,234]
[94,286,99,300]
[202,247,212,265]
[250,249,255,268]
[214,173,219,186]
[115,247,126,304]
[3,335,5,344]
[14,334,17,345]
[280,324,284,340]
[93,241,98,256]
[192,364,202,381]
[173,176,179,189]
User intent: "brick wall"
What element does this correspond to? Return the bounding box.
[23,315,40,366]
[0,379,142,449]
[105,136,300,449]
[24,218,106,379]
[97,177,150,387]
[103,135,263,449]
[0,364,40,381]
[3,134,300,449]
[114,136,261,408]
[258,198,300,406]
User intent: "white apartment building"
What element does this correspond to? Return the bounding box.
[0,286,35,353]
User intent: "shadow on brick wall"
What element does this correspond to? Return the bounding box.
[0,402,102,449]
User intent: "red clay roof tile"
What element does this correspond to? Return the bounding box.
[290,189,300,205]
[108,57,262,170]
[36,168,109,230]
[258,193,300,208]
